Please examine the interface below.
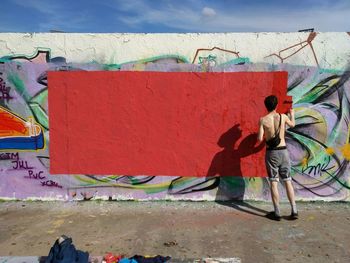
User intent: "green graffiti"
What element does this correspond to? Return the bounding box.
[219,57,250,66]
[297,75,340,104]
[0,47,51,63]
[199,55,217,64]
[7,72,30,101]
[29,103,48,130]
[29,89,49,129]
[103,54,190,70]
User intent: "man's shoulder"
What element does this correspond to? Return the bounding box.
[260,114,271,121]
[259,116,266,122]
[279,113,289,120]
[260,112,286,123]
[259,115,270,126]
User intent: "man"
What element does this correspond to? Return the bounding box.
[258,95,298,220]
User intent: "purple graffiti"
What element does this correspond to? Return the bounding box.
[12,160,34,170]
[22,169,63,189]
[41,180,63,188]
[24,170,46,180]
[0,75,13,101]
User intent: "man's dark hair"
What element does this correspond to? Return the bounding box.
[264,95,278,112]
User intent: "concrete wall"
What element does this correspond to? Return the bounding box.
[0,32,350,201]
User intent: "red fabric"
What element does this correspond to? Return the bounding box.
[48,71,290,177]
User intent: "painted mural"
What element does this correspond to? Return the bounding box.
[0,32,349,201]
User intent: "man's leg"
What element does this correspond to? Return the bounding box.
[270,180,281,218]
[284,180,298,218]
[265,151,281,220]
[279,149,298,219]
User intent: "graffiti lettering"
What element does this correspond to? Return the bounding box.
[1,40,350,200]
[24,170,46,180]
[0,74,13,101]
[301,156,335,177]
[0,152,19,160]
[12,160,33,170]
[21,165,62,189]
[41,180,63,188]
[20,164,62,189]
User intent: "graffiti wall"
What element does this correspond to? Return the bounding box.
[0,32,349,201]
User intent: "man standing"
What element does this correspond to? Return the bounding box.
[257,95,298,220]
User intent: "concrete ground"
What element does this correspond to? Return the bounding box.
[0,201,349,263]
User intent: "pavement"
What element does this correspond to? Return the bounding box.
[0,201,349,263]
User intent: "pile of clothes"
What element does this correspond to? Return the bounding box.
[44,235,171,263]
[103,253,171,263]
[44,235,89,263]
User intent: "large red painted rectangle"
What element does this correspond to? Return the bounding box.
[48,71,289,177]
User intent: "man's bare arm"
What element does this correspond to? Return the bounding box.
[285,108,295,127]
[257,118,264,142]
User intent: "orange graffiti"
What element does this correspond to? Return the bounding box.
[192,47,240,64]
[265,32,319,67]
[0,107,41,137]
[341,144,350,160]
[325,147,335,155]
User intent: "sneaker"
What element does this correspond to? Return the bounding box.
[290,212,299,220]
[266,211,282,221]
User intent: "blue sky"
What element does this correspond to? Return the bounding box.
[0,0,349,33]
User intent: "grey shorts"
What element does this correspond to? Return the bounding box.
[265,147,291,182]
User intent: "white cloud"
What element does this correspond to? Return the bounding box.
[9,0,350,32]
[110,0,350,32]
[202,7,216,17]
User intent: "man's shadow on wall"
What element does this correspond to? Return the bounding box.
[208,124,268,217]
[167,124,269,218]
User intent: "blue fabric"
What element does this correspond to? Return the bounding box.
[119,259,137,263]
[45,238,89,263]
[130,255,171,263]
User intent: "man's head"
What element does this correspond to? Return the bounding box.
[264,95,278,112]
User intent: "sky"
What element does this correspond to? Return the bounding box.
[0,0,349,33]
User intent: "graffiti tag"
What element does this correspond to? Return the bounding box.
[24,170,45,180]
[23,168,63,188]
[0,152,19,160]
[12,160,34,170]
[0,74,13,101]
[301,156,335,177]
[41,180,63,188]
[15,157,63,189]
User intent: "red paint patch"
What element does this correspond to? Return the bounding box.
[48,71,290,177]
